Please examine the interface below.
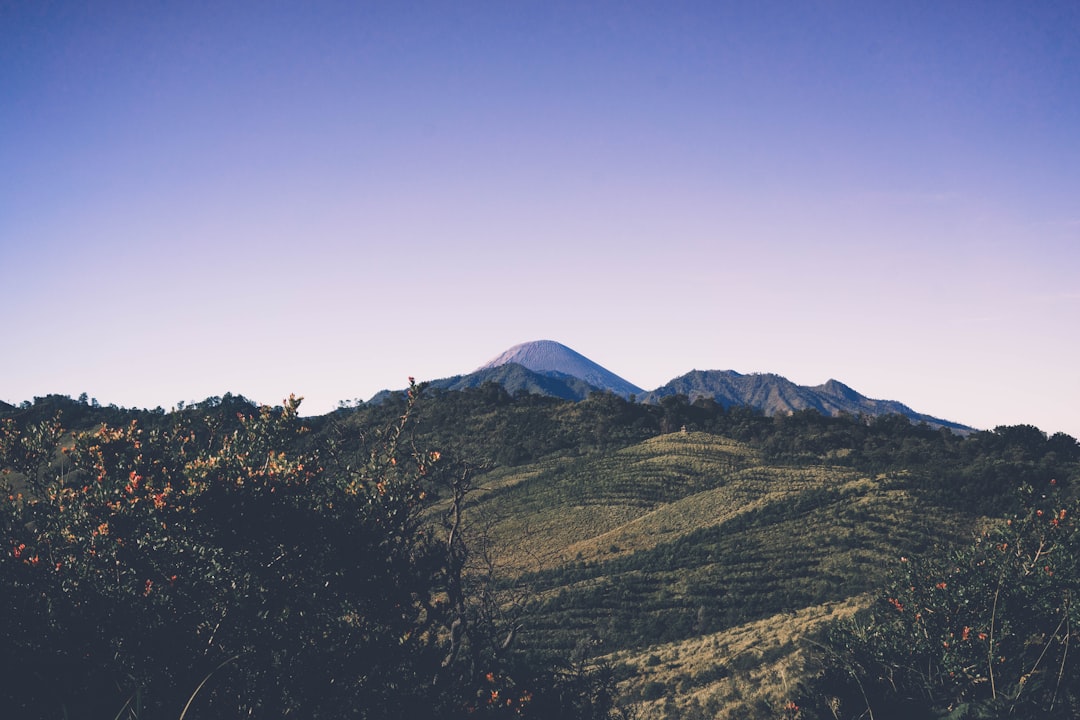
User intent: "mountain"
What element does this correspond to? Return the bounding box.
[425,362,601,401]
[370,340,972,432]
[641,369,974,432]
[476,340,644,399]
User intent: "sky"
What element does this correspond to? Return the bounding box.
[2,1,1078,438]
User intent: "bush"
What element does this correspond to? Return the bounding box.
[0,386,618,719]
[804,480,1080,719]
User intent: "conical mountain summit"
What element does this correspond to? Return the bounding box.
[477,340,644,399]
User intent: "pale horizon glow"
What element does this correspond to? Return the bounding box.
[3,2,1078,439]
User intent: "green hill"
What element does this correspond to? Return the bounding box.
[3,389,1078,718]
[449,431,974,718]
[350,388,1076,718]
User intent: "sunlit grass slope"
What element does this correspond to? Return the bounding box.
[462,431,974,717]
[473,433,758,572]
[605,596,867,720]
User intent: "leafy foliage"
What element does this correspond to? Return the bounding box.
[0,388,618,719]
[804,480,1080,719]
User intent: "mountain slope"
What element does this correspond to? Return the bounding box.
[478,340,644,399]
[427,362,600,401]
[641,370,973,432]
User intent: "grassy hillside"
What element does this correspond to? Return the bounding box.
[458,431,976,717]
[323,390,1077,717]
[471,433,758,572]
[606,596,865,720]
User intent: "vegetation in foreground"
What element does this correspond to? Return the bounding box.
[802,480,1080,719]
[2,386,1078,718]
[0,386,618,719]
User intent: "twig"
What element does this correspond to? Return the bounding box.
[178,654,239,720]
[1051,599,1070,712]
[987,564,1006,700]
[1011,610,1068,705]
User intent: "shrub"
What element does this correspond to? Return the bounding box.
[804,480,1080,719]
[0,386,618,719]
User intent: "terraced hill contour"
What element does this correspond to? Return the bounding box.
[458,431,972,718]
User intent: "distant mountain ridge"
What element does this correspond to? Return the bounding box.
[369,340,974,432]
[640,370,973,432]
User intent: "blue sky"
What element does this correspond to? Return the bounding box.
[3,1,1078,438]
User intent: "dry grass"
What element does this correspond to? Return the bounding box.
[448,430,974,715]
[603,596,868,719]
[470,433,763,572]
